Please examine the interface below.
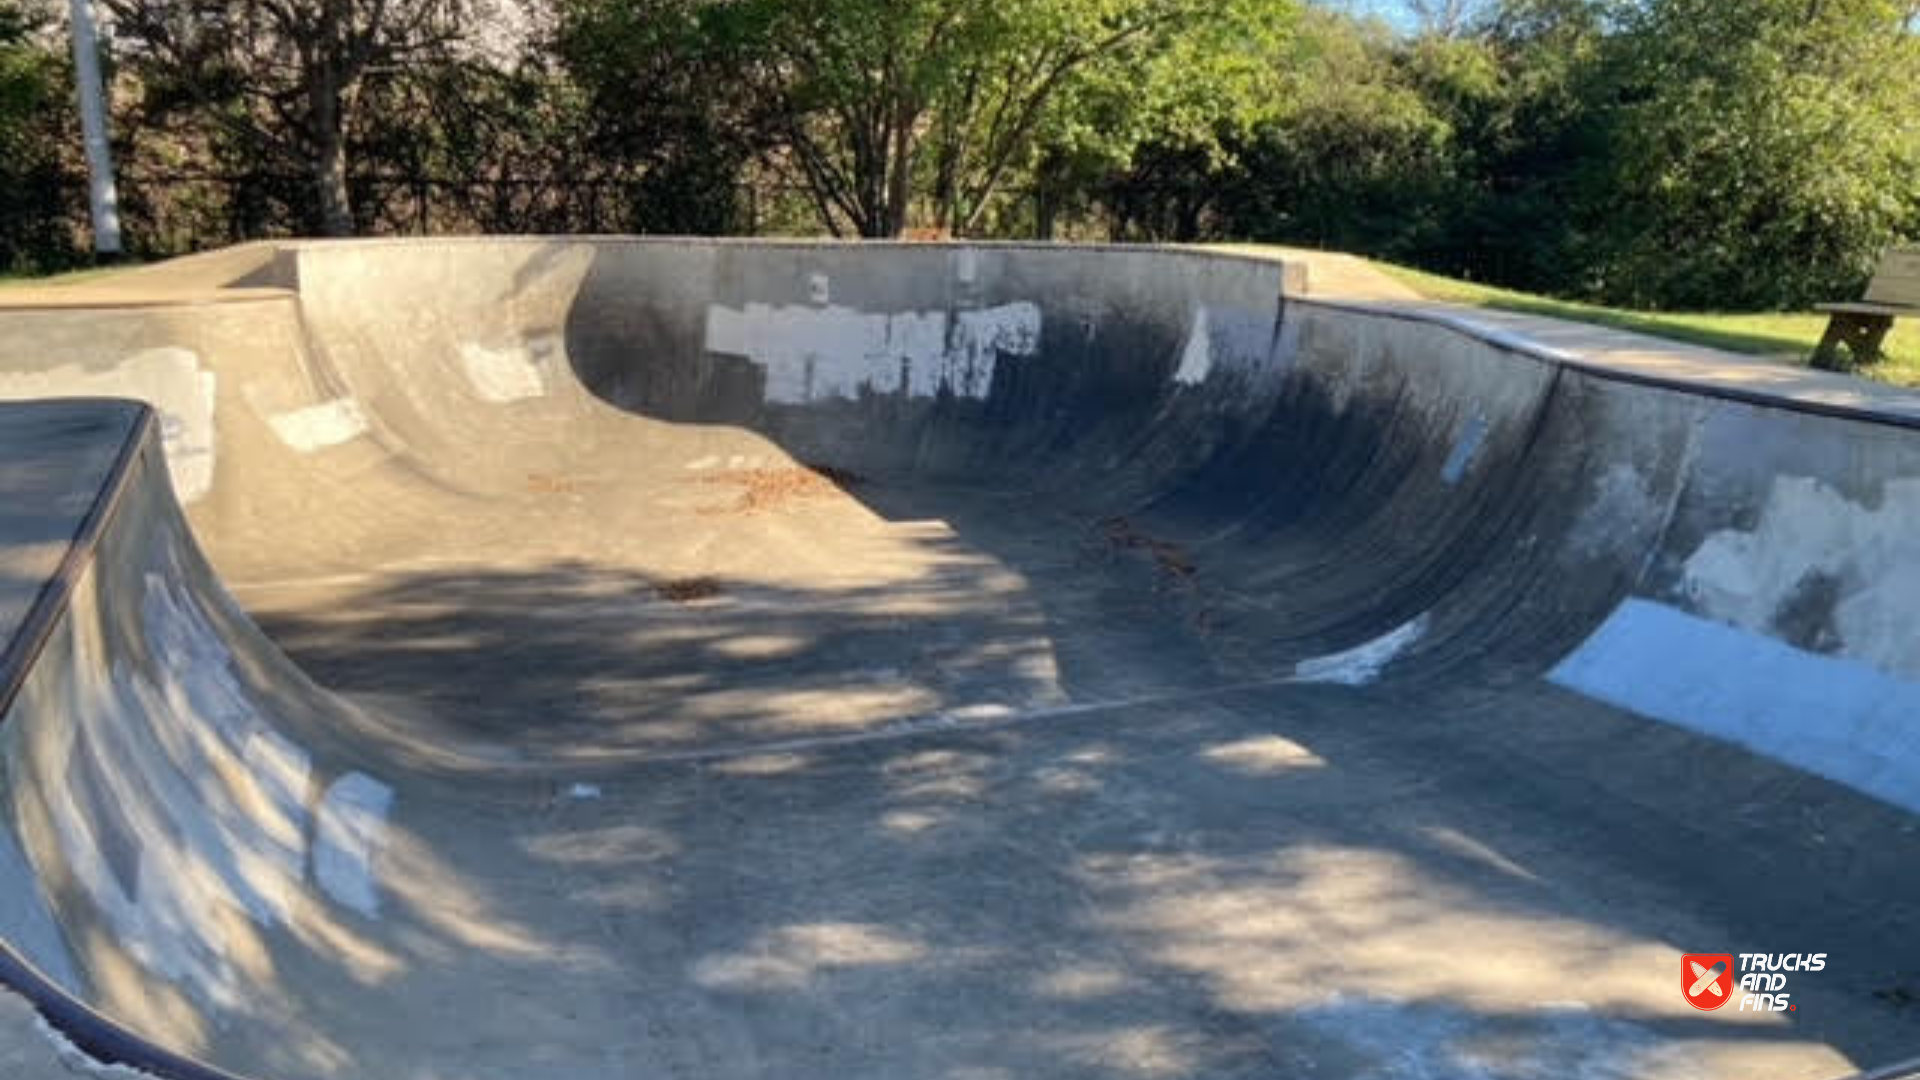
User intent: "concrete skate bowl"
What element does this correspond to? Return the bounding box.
[2,238,1920,1080]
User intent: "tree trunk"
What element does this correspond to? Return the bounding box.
[934,167,958,233]
[309,69,356,236]
[884,106,915,236]
[929,126,957,231]
[313,136,355,237]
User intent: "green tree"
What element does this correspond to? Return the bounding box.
[572,0,1294,238]
[1030,0,1294,239]
[553,0,768,235]
[1114,9,1456,248]
[0,1,81,269]
[1596,0,1920,308]
[1426,0,1616,291]
[102,0,479,236]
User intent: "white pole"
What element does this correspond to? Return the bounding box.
[66,0,121,256]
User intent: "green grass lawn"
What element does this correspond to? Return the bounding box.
[1375,261,1920,388]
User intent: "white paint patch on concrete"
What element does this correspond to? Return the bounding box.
[953,304,1041,393]
[1173,306,1279,387]
[458,335,557,403]
[704,301,1040,404]
[1681,476,1920,679]
[136,572,312,929]
[1293,615,1430,686]
[140,570,255,745]
[943,703,1017,723]
[1174,308,1214,385]
[565,782,603,800]
[1200,734,1327,775]
[267,397,368,452]
[1440,413,1490,486]
[26,569,317,1010]
[807,273,831,305]
[314,772,394,917]
[955,248,979,285]
[0,348,216,501]
[1551,598,1920,813]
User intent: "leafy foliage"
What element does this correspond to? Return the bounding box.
[559,0,1295,237]
[553,0,764,234]
[2,0,1915,314]
[1594,0,1920,308]
[1105,0,1919,309]
[0,1,83,271]
[102,0,480,235]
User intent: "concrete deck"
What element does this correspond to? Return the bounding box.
[1,240,1918,1080]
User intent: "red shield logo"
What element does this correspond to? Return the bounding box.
[1683,953,1735,1010]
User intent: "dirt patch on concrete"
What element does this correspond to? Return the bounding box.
[526,472,577,494]
[1100,516,1196,579]
[655,576,723,603]
[1096,516,1221,634]
[697,465,862,514]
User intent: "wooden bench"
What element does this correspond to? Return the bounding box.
[1812,247,1920,370]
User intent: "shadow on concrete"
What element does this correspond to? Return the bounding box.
[233,527,1920,1079]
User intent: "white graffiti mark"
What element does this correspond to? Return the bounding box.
[1293,615,1430,686]
[315,772,394,917]
[30,569,317,1010]
[1172,306,1279,387]
[20,560,405,1014]
[1440,413,1490,486]
[459,335,558,403]
[1681,476,1920,679]
[1173,308,1215,385]
[704,301,1041,403]
[267,397,368,452]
